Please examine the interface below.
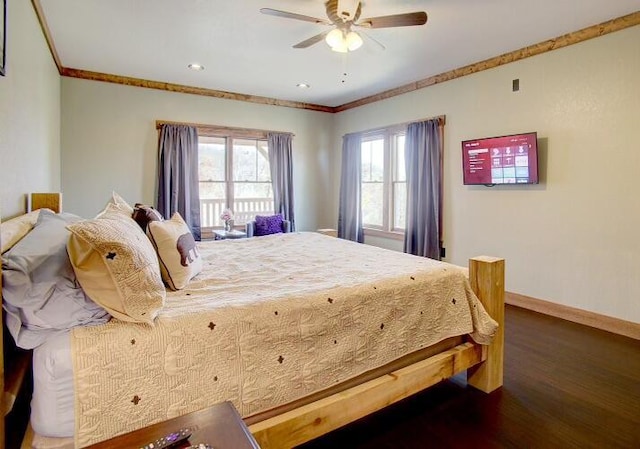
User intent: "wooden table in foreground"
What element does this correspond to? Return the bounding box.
[85,401,260,449]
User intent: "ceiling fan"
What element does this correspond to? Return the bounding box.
[260,0,428,52]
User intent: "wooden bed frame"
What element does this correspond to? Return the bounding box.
[1,194,504,449]
[249,255,504,448]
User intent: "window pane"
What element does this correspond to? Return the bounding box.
[199,181,226,199]
[233,182,274,224]
[361,141,372,181]
[199,182,226,227]
[395,135,406,182]
[257,141,271,182]
[233,139,258,181]
[393,181,406,230]
[233,182,274,199]
[199,138,226,182]
[370,139,384,182]
[361,138,384,182]
[362,182,383,227]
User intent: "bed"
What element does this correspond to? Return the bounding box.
[1,194,504,449]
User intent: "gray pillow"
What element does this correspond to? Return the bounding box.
[2,209,110,349]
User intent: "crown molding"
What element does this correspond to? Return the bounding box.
[60,68,335,113]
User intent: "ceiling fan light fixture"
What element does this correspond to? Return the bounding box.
[325,28,344,48]
[326,28,361,52]
[331,42,348,53]
[346,31,363,51]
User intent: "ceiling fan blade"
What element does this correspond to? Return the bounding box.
[357,11,427,28]
[260,8,331,25]
[293,31,330,49]
[359,30,386,51]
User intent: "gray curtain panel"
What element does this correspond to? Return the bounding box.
[338,132,364,243]
[403,119,441,259]
[157,124,202,240]
[267,132,296,231]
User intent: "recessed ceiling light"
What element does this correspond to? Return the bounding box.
[297,83,310,89]
[188,63,205,71]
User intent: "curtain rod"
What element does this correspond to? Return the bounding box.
[155,120,294,137]
[344,114,445,138]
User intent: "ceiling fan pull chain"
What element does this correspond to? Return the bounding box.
[341,54,349,85]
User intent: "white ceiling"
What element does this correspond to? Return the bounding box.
[38,0,640,108]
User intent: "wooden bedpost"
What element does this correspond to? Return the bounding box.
[28,192,62,213]
[467,256,505,393]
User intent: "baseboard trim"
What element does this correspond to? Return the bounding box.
[505,292,640,341]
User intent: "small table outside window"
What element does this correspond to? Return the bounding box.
[214,230,247,240]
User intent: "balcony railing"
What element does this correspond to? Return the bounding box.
[200,197,274,227]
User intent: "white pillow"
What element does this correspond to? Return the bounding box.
[95,191,134,218]
[147,213,202,290]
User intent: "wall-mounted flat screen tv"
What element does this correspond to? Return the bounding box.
[462,132,538,185]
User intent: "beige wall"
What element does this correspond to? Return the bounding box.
[332,26,640,323]
[60,78,334,231]
[0,0,60,219]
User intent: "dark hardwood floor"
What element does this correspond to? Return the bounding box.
[300,305,640,449]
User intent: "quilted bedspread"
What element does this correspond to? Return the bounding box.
[71,232,497,447]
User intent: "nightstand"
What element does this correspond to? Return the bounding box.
[85,401,260,449]
[214,230,247,240]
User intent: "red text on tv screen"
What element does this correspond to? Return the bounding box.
[462,132,538,185]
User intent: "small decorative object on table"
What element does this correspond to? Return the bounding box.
[220,208,234,231]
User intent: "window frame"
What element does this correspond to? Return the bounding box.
[361,125,407,240]
[197,129,273,233]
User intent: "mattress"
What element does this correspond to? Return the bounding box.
[68,232,497,446]
[32,331,74,437]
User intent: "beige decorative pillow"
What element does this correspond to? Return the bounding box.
[1,209,47,254]
[147,213,202,290]
[96,202,132,222]
[67,215,166,324]
[96,191,134,219]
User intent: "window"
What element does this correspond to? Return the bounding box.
[199,135,273,228]
[361,137,384,227]
[361,129,406,234]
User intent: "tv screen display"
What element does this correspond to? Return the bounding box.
[462,132,538,185]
